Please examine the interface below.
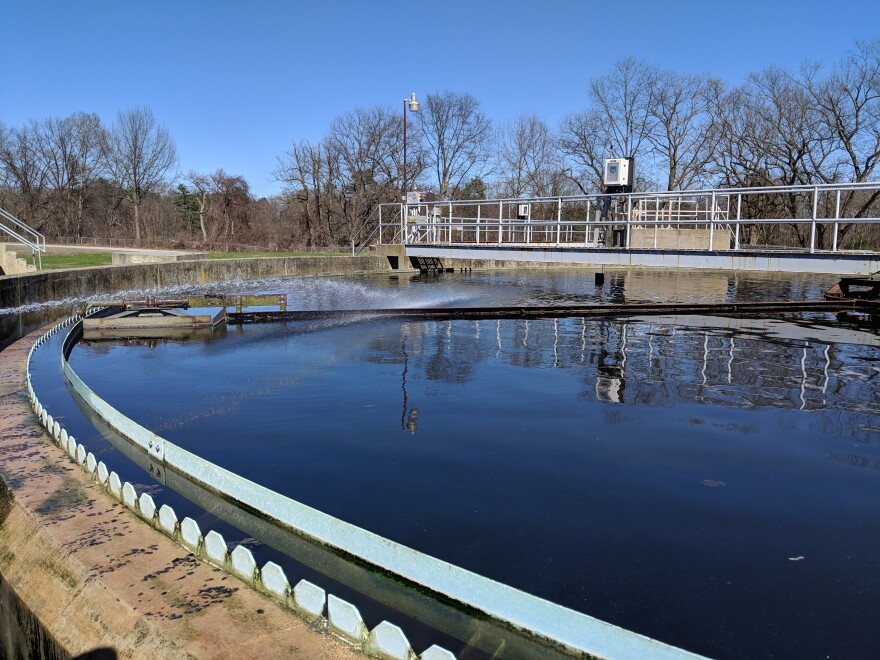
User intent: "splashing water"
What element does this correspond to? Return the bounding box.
[0,275,479,317]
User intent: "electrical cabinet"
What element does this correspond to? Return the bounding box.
[604,158,632,187]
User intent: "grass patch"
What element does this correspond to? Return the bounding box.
[30,253,113,269]
[208,251,347,259]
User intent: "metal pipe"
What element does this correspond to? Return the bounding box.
[400,203,405,245]
[709,191,716,250]
[402,99,407,201]
[810,186,818,253]
[833,189,841,252]
[476,204,481,245]
[735,194,741,251]
[448,201,452,245]
[556,198,562,246]
[625,194,632,249]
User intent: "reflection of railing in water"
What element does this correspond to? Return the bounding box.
[394,313,878,428]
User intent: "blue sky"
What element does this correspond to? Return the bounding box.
[2,0,877,198]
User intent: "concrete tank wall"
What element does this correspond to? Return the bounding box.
[0,255,392,352]
[0,255,390,310]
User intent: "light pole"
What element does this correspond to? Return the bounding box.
[402,92,419,201]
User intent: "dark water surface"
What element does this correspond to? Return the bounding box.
[34,269,880,658]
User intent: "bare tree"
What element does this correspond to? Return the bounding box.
[35,116,76,234]
[710,68,838,246]
[327,105,403,242]
[275,139,336,246]
[211,170,250,238]
[67,113,106,239]
[0,121,50,228]
[808,39,880,185]
[708,85,770,188]
[37,113,106,238]
[590,58,657,159]
[276,104,420,247]
[3,113,106,238]
[416,90,493,199]
[103,107,177,241]
[558,109,607,193]
[648,71,721,190]
[186,170,213,241]
[802,39,880,247]
[497,114,563,197]
[559,59,657,193]
[748,67,831,188]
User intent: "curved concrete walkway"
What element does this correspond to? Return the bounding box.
[0,327,360,659]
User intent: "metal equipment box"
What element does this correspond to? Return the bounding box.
[604,158,632,187]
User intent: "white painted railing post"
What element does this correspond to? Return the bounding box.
[625,194,632,249]
[556,198,562,246]
[476,203,481,245]
[653,197,658,249]
[526,203,531,245]
[833,189,840,252]
[584,200,591,246]
[448,201,452,245]
[709,191,716,250]
[400,203,406,245]
[735,194,741,251]
[810,186,818,254]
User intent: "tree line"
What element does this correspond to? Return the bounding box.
[1,39,877,250]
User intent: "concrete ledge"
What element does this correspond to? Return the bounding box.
[404,244,878,275]
[111,251,209,265]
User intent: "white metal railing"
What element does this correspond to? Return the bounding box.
[374,182,880,254]
[0,207,46,270]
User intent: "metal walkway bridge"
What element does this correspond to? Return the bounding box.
[364,182,880,274]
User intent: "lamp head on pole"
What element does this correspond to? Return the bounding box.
[408,92,419,112]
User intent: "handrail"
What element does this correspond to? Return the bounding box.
[381,181,880,209]
[351,222,380,256]
[377,182,880,253]
[0,207,46,270]
[350,205,383,256]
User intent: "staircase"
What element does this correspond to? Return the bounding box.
[0,207,45,273]
[0,244,38,275]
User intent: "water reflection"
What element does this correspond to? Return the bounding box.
[356,313,878,422]
[466,314,878,467]
[399,335,420,435]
